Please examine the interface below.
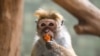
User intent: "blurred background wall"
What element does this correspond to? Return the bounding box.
[21,0,100,56]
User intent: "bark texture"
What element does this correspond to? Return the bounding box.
[0,0,23,56]
[53,0,100,36]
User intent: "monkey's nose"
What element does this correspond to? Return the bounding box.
[44,29,49,33]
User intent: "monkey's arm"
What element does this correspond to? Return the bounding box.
[31,45,38,56]
[59,45,77,56]
[47,41,77,56]
[31,40,43,56]
[31,47,35,56]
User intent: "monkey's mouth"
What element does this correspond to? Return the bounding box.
[42,29,54,38]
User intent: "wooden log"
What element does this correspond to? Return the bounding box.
[53,0,100,36]
[0,0,23,56]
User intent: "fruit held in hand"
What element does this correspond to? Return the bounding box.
[44,33,51,42]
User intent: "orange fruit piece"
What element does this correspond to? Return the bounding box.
[44,33,51,42]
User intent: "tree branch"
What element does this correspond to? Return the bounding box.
[53,0,100,36]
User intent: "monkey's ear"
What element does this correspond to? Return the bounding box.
[61,20,64,25]
[35,20,37,23]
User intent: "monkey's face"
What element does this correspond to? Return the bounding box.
[37,19,57,39]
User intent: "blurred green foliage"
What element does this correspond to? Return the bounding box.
[21,0,100,56]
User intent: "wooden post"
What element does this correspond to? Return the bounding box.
[53,0,100,36]
[0,0,23,56]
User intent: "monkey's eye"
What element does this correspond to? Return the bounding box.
[41,23,46,27]
[49,23,54,26]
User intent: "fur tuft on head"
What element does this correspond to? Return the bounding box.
[34,9,64,21]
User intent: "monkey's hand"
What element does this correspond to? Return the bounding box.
[43,33,53,49]
[45,41,77,56]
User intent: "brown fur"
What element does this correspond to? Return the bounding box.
[34,9,64,21]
